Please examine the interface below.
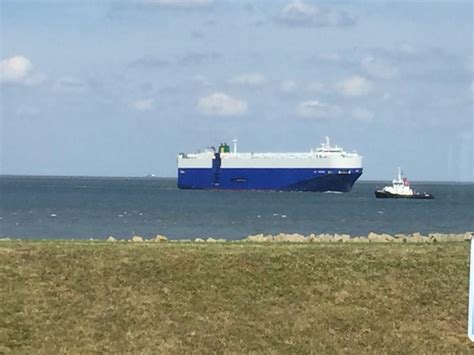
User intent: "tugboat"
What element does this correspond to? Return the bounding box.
[375,168,434,199]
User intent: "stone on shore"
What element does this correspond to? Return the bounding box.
[367,232,379,241]
[333,234,351,242]
[206,237,217,243]
[352,237,369,243]
[272,233,286,242]
[367,233,395,242]
[393,235,407,243]
[131,235,144,243]
[273,233,306,242]
[408,233,429,243]
[425,233,471,242]
[154,234,168,243]
[340,234,351,242]
[381,233,394,242]
[195,238,205,243]
[368,232,385,242]
[394,234,409,242]
[106,236,117,242]
[429,233,446,242]
[464,232,474,240]
[449,233,465,242]
[245,234,273,242]
[316,234,334,242]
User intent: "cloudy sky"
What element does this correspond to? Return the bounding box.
[1,0,473,181]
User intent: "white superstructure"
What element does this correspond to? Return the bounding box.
[379,168,414,196]
[178,137,363,170]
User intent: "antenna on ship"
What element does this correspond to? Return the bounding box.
[397,167,403,182]
[325,136,330,148]
[232,138,238,153]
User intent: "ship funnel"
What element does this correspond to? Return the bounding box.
[232,138,238,153]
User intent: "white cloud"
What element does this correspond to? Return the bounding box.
[336,75,372,97]
[142,0,213,7]
[0,55,44,86]
[197,92,247,116]
[130,98,155,111]
[280,80,298,93]
[0,56,32,82]
[279,0,356,27]
[296,100,342,119]
[361,56,398,79]
[352,107,374,122]
[230,73,266,87]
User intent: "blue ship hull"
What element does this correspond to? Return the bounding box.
[177,168,363,192]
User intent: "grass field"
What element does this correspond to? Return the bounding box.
[0,241,472,353]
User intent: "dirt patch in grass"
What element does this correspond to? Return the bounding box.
[0,241,472,353]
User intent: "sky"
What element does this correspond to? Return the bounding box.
[0,0,473,181]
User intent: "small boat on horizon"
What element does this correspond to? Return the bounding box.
[375,168,434,199]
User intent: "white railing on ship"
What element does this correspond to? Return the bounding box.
[181,152,359,159]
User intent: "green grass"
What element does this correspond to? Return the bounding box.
[0,241,472,353]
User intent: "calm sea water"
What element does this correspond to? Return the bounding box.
[0,176,473,240]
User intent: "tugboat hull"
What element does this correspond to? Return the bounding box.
[375,190,434,199]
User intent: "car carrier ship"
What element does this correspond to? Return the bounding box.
[177,137,363,192]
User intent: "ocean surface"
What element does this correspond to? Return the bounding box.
[0,176,473,240]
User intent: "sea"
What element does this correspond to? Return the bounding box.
[0,176,473,240]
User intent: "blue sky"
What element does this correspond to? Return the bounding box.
[1,0,473,181]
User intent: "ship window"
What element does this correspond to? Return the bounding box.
[231,177,247,183]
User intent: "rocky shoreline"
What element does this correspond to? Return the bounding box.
[98,231,474,244]
[2,232,472,244]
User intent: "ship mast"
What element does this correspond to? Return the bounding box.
[232,138,238,154]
